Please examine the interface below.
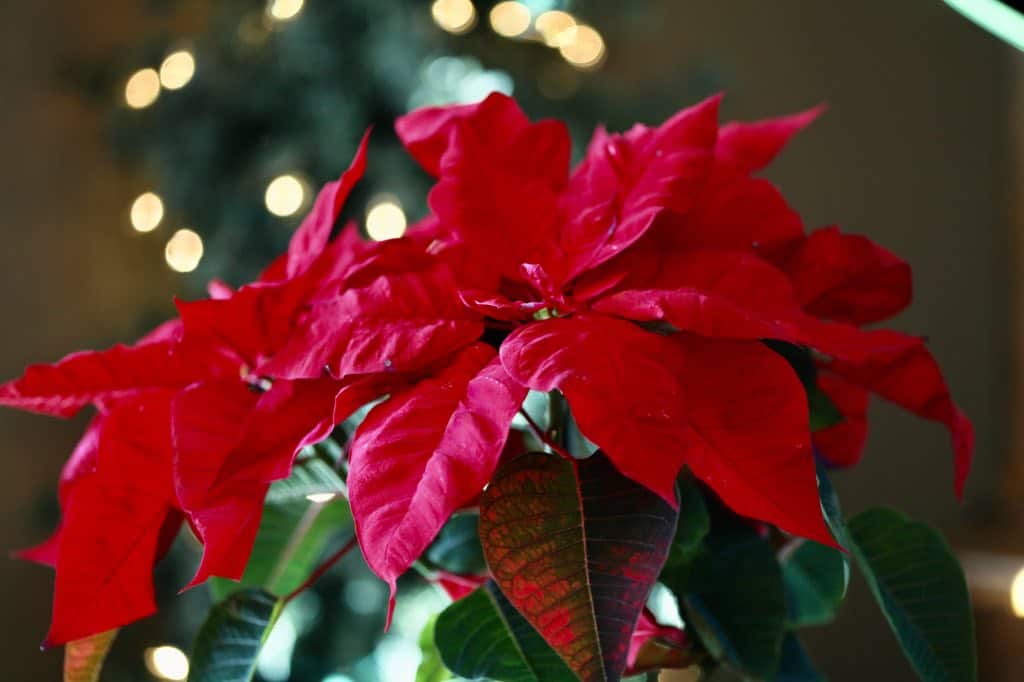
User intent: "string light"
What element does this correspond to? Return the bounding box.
[305,492,337,503]
[124,68,160,109]
[130,192,164,233]
[144,645,189,681]
[1011,566,1024,617]
[164,229,204,273]
[365,196,407,241]
[535,10,575,46]
[431,0,477,34]
[264,174,306,217]
[159,51,196,90]
[267,0,304,22]
[558,24,606,70]
[489,1,531,38]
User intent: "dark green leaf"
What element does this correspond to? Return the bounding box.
[425,513,487,575]
[189,589,282,682]
[782,541,848,627]
[435,582,576,682]
[479,452,679,681]
[807,386,843,432]
[775,634,824,682]
[667,529,786,679]
[666,472,710,568]
[63,629,117,682]
[846,508,976,682]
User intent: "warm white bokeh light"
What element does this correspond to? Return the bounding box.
[264,174,306,217]
[268,0,304,21]
[305,492,337,504]
[164,229,204,273]
[431,0,477,34]
[365,197,407,241]
[535,10,575,46]
[559,24,606,70]
[1011,566,1024,617]
[489,1,531,38]
[124,68,160,109]
[130,192,164,233]
[159,51,196,90]
[144,645,189,681]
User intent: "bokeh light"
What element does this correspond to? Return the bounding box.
[489,1,531,38]
[305,492,337,504]
[130,192,164,233]
[164,229,204,273]
[559,24,606,70]
[267,0,304,22]
[365,196,407,241]
[264,174,306,217]
[144,645,189,681]
[431,0,477,35]
[124,68,160,109]
[159,51,196,90]
[1011,566,1024,617]
[535,10,575,46]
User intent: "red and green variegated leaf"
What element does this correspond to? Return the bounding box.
[479,451,679,682]
[63,629,117,682]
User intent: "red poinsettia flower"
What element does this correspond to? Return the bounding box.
[261,93,971,608]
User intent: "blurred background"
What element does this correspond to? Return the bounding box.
[0,0,1017,679]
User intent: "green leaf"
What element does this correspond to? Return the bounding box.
[425,513,487,575]
[210,457,352,602]
[63,629,117,682]
[775,634,824,682]
[846,508,976,682]
[189,589,282,682]
[665,472,710,568]
[807,386,843,432]
[667,529,786,679]
[782,540,848,627]
[435,582,577,682]
[416,614,451,682]
[479,451,679,681]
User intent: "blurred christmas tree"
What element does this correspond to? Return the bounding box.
[57,1,720,679]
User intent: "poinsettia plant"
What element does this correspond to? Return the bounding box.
[4,93,977,682]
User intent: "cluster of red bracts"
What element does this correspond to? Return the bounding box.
[1,93,971,647]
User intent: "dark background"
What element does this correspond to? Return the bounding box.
[0,1,1016,679]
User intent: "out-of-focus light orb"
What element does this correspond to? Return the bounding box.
[124,68,160,109]
[144,645,189,681]
[165,229,204,273]
[489,1,531,38]
[130,192,164,233]
[559,24,606,70]
[264,174,306,217]
[431,0,477,34]
[535,10,575,46]
[268,0,304,22]
[365,197,407,241]
[1012,566,1024,617]
[305,492,337,504]
[159,51,195,90]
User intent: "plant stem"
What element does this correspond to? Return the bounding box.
[518,408,573,461]
[283,535,358,604]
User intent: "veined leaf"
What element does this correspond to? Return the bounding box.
[846,508,976,682]
[479,451,678,682]
[435,581,576,682]
[63,629,117,682]
[781,540,848,627]
[665,528,786,679]
[189,589,282,682]
[264,456,344,505]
